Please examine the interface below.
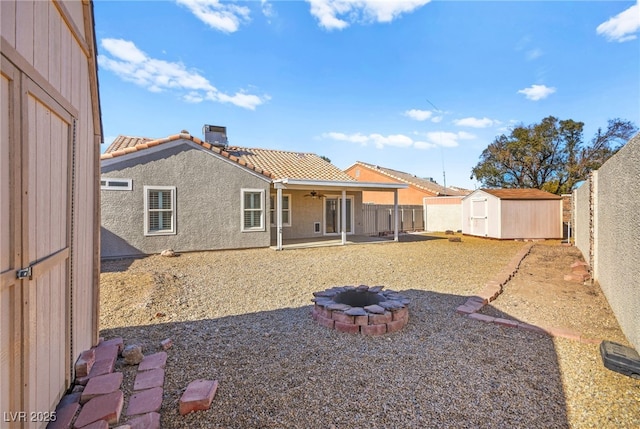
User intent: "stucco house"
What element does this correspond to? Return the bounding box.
[462,189,563,239]
[100,127,406,257]
[344,161,466,205]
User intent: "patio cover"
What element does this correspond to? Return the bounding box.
[272,179,408,250]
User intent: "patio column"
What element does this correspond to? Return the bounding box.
[394,189,399,242]
[276,187,283,250]
[341,189,347,245]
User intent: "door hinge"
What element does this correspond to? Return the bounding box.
[16,266,32,280]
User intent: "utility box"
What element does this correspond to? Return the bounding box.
[600,341,640,379]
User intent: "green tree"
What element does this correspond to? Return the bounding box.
[320,155,331,163]
[471,116,637,194]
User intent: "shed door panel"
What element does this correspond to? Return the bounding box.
[470,198,488,237]
[23,83,73,415]
[0,59,22,425]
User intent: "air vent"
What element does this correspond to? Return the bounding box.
[203,124,228,147]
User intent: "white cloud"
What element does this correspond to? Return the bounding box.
[404,109,433,121]
[414,141,436,150]
[98,38,268,110]
[526,48,543,61]
[596,2,640,42]
[176,0,251,33]
[425,131,475,148]
[322,129,474,150]
[101,39,146,63]
[261,0,275,20]
[307,0,431,30]
[454,117,499,128]
[209,91,271,111]
[517,84,556,101]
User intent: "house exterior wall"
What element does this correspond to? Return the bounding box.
[270,190,364,240]
[1,0,100,425]
[581,134,640,350]
[424,197,463,232]
[500,200,562,239]
[101,143,271,258]
[345,164,432,204]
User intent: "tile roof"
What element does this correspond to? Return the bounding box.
[225,148,355,181]
[354,161,467,196]
[481,188,563,200]
[101,133,354,181]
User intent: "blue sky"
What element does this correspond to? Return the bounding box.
[95,0,640,189]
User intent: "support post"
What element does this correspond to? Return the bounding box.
[341,190,347,245]
[394,190,399,242]
[276,187,283,250]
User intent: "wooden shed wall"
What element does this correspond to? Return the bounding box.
[500,200,562,239]
[1,1,100,426]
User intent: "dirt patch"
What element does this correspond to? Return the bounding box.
[481,243,629,343]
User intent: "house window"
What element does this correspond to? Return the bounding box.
[144,186,176,235]
[270,194,291,226]
[101,178,132,190]
[242,189,265,231]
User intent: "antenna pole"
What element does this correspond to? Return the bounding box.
[426,99,447,189]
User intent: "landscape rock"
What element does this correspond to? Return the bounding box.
[122,345,144,365]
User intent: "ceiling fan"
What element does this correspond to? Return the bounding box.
[304,190,326,199]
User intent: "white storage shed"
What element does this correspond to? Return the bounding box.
[462,189,563,239]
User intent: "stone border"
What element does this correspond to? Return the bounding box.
[455,243,601,345]
[311,285,409,335]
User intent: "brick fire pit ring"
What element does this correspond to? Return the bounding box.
[311,285,410,335]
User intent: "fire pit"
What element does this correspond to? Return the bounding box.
[311,285,409,335]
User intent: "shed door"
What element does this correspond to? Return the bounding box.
[1,57,74,424]
[470,198,488,237]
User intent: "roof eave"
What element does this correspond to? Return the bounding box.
[274,178,408,192]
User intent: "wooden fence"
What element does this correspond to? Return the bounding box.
[361,204,424,235]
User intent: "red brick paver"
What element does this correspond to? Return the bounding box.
[179,380,219,416]
[361,323,387,336]
[81,373,123,404]
[47,402,80,429]
[127,412,161,429]
[75,349,96,378]
[138,352,167,371]
[126,387,163,416]
[73,390,123,428]
[133,368,165,391]
[77,420,108,429]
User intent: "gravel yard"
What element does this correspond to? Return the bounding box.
[100,234,640,428]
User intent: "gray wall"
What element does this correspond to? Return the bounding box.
[573,134,640,351]
[101,143,271,258]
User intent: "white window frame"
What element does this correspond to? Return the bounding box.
[144,186,176,236]
[270,193,292,227]
[101,177,132,191]
[241,189,266,232]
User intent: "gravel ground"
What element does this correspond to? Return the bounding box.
[100,234,640,428]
